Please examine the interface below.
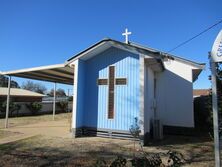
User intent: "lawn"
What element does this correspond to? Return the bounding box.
[0,113,215,167]
[0,135,214,167]
[0,130,22,139]
[0,112,71,129]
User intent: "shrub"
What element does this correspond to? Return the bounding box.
[94,151,184,167]
[166,151,183,167]
[0,102,5,113]
[56,101,68,112]
[194,95,212,131]
[26,102,42,115]
[68,96,73,101]
[0,101,21,115]
[110,156,127,167]
[131,154,162,167]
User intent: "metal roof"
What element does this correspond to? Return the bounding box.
[1,64,74,85]
[0,38,205,84]
[0,87,45,97]
[66,38,205,69]
[66,38,162,63]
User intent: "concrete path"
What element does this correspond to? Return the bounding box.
[0,119,71,144]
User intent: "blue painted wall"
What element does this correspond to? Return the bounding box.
[76,59,85,128]
[77,47,140,131]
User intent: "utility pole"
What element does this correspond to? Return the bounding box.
[210,30,222,167]
[211,56,220,167]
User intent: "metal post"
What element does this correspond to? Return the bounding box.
[67,89,70,97]
[211,59,221,167]
[5,76,11,128]
[53,82,56,121]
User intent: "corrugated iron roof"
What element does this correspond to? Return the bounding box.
[66,38,205,69]
[1,64,74,85]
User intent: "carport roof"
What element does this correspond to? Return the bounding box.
[1,64,74,85]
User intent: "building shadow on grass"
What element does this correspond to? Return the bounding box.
[145,134,212,147]
[0,138,133,167]
[0,135,215,167]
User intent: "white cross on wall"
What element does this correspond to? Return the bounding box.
[122,28,132,44]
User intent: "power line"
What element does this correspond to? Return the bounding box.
[167,18,222,53]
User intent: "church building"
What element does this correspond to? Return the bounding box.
[68,34,205,140]
[1,30,205,142]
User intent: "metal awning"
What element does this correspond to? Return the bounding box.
[1,63,74,128]
[1,64,74,85]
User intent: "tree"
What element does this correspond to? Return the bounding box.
[205,62,222,133]
[56,101,68,112]
[0,101,21,115]
[22,81,47,94]
[48,88,66,97]
[0,75,20,88]
[194,62,222,135]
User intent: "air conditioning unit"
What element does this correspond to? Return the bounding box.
[153,119,163,140]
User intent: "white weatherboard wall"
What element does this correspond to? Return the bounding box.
[156,59,194,127]
[144,66,155,133]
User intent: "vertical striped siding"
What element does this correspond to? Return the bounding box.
[76,59,85,128]
[83,47,140,131]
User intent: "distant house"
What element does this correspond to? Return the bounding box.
[0,87,45,102]
[193,89,210,98]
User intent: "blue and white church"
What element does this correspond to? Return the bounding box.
[69,30,205,141]
[1,29,205,142]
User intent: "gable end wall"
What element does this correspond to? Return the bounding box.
[156,59,194,127]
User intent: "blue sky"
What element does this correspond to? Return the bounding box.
[0,0,221,92]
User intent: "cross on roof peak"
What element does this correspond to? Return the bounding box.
[122,28,132,44]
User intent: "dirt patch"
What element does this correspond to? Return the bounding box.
[0,130,23,139]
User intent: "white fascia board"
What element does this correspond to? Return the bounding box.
[131,42,205,69]
[1,63,66,75]
[65,41,108,65]
[171,57,205,70]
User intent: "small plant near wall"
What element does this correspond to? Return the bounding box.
[94,118,184,167]
[26,102,42,115]
[129,117,141,157]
